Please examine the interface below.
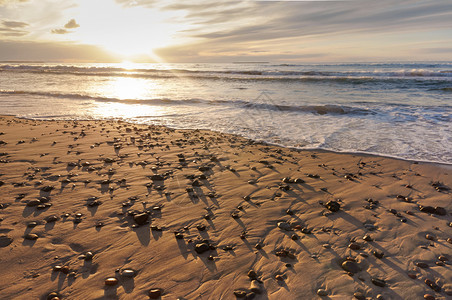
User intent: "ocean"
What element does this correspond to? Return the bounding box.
[0,62,451,164]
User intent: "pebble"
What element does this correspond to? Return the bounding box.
[247,270,258,279]
[425,279,441,292]
[195,242,210,254]
[46,215,59,223]
[348,242,361,250]
[353,291,365,300]
[424,294,435,300]
[133,213,148,225]
[363,234,373,241]
[148,288,163,299]
[121,269,135,277]
[438,255,448,262]
[316,289,328,296]
[46,292,60,300]
[105,277,118,286]
[325,200,340,212]
[341,260,360,273]
[425,234,435,241]
[416,262,429,268]
[371,278,386,287]
[233,290,247,298]
[24,233,39,240]
[277,221,291,231]
[373,250,385,259]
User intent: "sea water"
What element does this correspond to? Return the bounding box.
[0,62,451,163]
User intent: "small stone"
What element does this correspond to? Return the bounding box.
[175,232,184,239]
[341,260,360,274]
[376,295,384,300]
[46,215,59,223]
[371,278,386,287]
[275,274,284,281]
[416,262,429,268]
[434,207,447,216]
[148,288,163,299]
[195,242,210,254]
[438,255,448,261]
[247,270,258,279]
[277,221,291,231]
[425,279,441,292]
[322,244,331,249]
[27,200,41,207]
[348,242,361,250]
[317,289,328,296]
[373,250,384,259]
[46,292,60,300]
[325,200,340,212]
[53,265,62,272]
[84,251,94,260]
[40,185,54,192]
[249,280,261,293]
[105,277,118,286]
[133,213,148,225]
[407,273,417,279]
[196,224,206,231]
[354,291,366,300]
[24,233,39,240]
[425,234,435,241]
[424,294,435,300]
[121,269,135,277]
[233,290,247,298]
[363,234,373,242]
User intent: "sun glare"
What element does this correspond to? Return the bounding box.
[69,0,186,60]
[107,77,150,100]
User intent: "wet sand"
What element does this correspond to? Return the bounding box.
[0,115,451,300]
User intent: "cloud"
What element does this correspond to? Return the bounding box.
[0,0,29,6]
[2,20,29,28]
[51,18,80,34]
[0,39,119,62]
[64,18,79,29]
[51,28,69,34]
[0,20,29,37]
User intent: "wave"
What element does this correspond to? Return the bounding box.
[1,64,452,80]
[429,87,452,92]
[0,89,373,116]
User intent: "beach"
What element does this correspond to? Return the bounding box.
[0,115,450,299]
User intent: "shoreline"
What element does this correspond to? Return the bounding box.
[0,115,451,299]
[7,114,452,167]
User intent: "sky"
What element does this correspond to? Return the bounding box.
[0,0,451,63]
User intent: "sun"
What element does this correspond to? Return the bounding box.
[68,0,186,60]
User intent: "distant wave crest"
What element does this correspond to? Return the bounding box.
[0,89,373,116]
